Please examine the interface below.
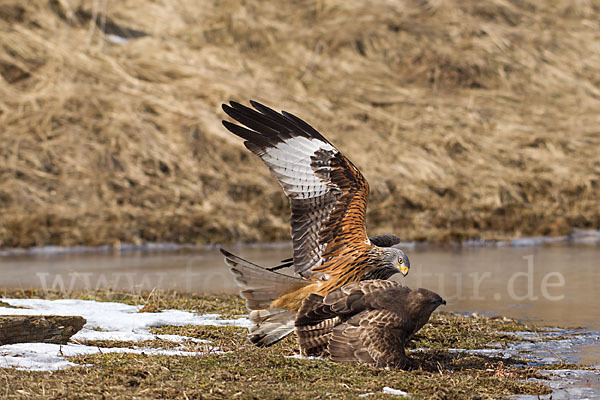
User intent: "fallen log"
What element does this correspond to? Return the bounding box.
[0,315,86,345]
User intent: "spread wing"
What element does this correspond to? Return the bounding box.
[222,100,372,278]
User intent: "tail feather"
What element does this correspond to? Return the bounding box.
[221,248,304,310]
[296,318,339,356]
[221,248,308,346]
[248,309,296,346]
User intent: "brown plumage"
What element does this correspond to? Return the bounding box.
[295,280,446,368]
[220,101,411,346]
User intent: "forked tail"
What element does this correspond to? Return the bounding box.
[220,248,308,346]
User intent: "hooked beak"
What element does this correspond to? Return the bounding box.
[441,299,447,305]
[397,262,410,277]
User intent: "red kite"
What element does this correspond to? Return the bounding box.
[221,101,410,346]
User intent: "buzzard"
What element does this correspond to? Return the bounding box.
[220,101,411,346]
[295,280,445,368]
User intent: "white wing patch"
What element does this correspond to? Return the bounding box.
[263,138,336,200]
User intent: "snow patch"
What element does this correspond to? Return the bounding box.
[0,298,248,371]
[359,387,410,397]
[382,387,410,396]
[0,342,214,371]
[0,298,251,332]
[285,354,322,360]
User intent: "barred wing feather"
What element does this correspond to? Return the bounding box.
[222,101,372,278]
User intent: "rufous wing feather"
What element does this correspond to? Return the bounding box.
[222,101,374,281]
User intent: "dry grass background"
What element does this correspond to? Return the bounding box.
[0,0,599,248]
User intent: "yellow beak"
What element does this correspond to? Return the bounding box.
[397,263,409,277]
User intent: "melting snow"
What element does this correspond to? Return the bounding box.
[359,387,410,397]
[0,298,250,371]
[1,342,212,371]
[285,354,322,360]
[382,387,410,396]
[513,368,600,400]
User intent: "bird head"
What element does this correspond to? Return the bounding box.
[404,288,446,337]
[412,288,446,312]
[380,247,411,278]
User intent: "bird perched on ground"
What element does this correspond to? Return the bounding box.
[295,280,445,368]
[220,100,411,346]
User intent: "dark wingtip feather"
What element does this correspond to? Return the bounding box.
[229,100,246,109]
[281,110,329,142]
[223,100,333,148]
[249,100,278,116]
[223,101,252,120]
[222,102,235,116]
[221,120,266,145]
[248,99,265,109]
